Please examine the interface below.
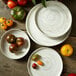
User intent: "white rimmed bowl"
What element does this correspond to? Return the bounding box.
[0,29,30,59]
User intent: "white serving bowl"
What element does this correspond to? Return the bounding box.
[0,29,30,59]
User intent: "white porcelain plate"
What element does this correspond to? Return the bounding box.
[27,47,63,76]
[0,29,30,59]
[35,1,72,38]
[26,2,71,46]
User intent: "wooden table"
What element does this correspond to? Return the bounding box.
[0,0,76,76]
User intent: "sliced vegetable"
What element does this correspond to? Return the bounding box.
[32,54,40,61]
[32,63,38,69]
[37,60,44,66]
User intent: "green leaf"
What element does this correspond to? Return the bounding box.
[41,0,46,7]
[32,0,36,5]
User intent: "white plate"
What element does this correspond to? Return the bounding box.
[0,29,30,59]
[26,3,71,46]
[27,47,63,76]
[35,1,72,38]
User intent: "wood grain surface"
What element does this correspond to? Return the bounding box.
[0,0,76,76]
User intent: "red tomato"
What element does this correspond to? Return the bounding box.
[7,0,17,9]
[17,0,27,6]
[68,73,76,76]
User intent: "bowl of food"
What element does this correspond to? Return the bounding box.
[0,29,30,59]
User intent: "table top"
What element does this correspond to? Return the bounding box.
[0,0,76,76]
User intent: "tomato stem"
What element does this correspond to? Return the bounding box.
[67,49,69,54]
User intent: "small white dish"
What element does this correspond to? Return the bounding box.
[27,47,63,76]
[35,1,72,38]
[0,29,30,59]
[26,3,71,46]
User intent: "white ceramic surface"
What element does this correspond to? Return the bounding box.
[35,1,72,38]
[0,29,30,59]
[27,47,63,76]
[26,3,71,46]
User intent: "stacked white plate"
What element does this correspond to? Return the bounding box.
[26,1,72,46]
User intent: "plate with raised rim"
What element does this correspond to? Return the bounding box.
[27,47,63,76]
[35,1,72,38]
[0,29,30,59]
[26,2,71,46]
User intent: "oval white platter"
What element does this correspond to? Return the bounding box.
[0,29,30,59]
[27,47,63,76]
[26,1,71,46]
[35,1,72,38]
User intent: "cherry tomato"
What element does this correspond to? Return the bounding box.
[6,19,13,26]
[0,17,6,23]
[17,0,27,6]
[7,0,17,9]
[9,44,18,53]
[6,34,16,43]
[16,37,24,46]
[0,21,8,30]
[68,73,76,76]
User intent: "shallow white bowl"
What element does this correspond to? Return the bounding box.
[35,1,72,38]
[27,47,63,76]
[0,29,30,59]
